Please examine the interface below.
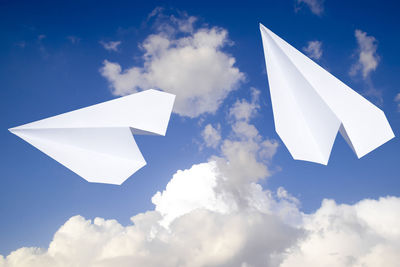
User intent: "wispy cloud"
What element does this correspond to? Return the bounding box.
[100,40,121,51]
[349,29,382,104]
[202,124,221,148]
[296,0,324,16]
[350,29,380,79]
[229,88,260,122]
[303,40,323,60]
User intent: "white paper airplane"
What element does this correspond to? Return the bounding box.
[9,89,175,185]
[259,24,394,165]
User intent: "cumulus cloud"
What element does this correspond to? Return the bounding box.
[100,40,122,51]
[296,0,324,16]
[229,88,260,122]
[281,197,400,267]
[202,124,222,148]
[198,89,278,192]
[350,29,380,79]
[100,11,244,118]
[160,89,281,224]
[0,209,300,267]
[303,40,323,60]
[3,192,399,267]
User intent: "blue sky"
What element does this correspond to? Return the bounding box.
[1,0,400,265]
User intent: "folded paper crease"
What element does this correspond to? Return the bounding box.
[259,23,394,164]
[9,89,175,185]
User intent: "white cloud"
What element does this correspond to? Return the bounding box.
[148,8,198,35]
[349,29,382,104]
[281,197,400,267]
[100,40,122,51]
[303,40,322,60]
[350,29,380,79]
[202,124,222,148]
[100,12,244,118]
[152,161,233,226]
[229,88,260,122]
[0,209,300,267]
[3,162,400,267]
[4,191,399,267]
[171,14,197,33]
[394,93,400,111]
[296,0,324,16]
[211,89,279,191]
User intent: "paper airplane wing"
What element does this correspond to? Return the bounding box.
[12,89,175,135]
[10,127,146,185]
[9,89,175,185]
[260,24,394,164]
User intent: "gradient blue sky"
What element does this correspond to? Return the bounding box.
[1,0,399,256]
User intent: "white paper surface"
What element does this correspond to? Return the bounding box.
[9,89,175,184]
[260,23,394,165]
